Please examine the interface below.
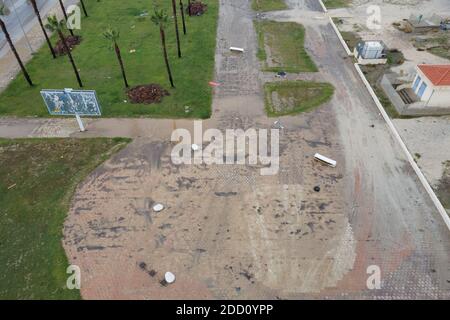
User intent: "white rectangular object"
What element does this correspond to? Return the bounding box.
[230,47,245,53]
[314,153,337,168]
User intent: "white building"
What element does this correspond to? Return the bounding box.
[411,65,450,108]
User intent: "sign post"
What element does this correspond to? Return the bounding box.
[75,114,86,132]
[40,89,102,132]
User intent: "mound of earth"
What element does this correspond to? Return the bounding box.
[187,1,207,16]
[127,84,170,104]
[54,35,82,56]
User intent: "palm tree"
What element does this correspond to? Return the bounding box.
[58,0,74,36]
[151,9,174,88]
[80,0,89,17]
[29,0,56,58]
[46,15,83,87]
[171,0,181,58]
[179,0,187,35]
[103,28,129,88]
[0,5,33,86]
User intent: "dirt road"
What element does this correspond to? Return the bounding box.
[61,0,450,299]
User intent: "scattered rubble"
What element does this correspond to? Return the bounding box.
[127,84,170,104]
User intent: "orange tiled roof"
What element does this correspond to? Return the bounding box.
[418,64,450,86]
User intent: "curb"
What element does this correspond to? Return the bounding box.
[318,0,328,13]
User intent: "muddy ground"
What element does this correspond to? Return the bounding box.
[62,0,450,299]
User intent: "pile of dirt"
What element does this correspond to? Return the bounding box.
[127,84,170,104]
[54,35,82,56]
[187,1,207,16]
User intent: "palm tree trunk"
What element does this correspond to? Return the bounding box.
[179,0,187,35]
[30,0,56,59]
[188,0,192,16]
[58,30,83,87]
[58,0,74,36]
[80,0,89,17]
[0,18,33,86]
[114,43,129,88]
[160,25,174,88]
[171,0,181,58]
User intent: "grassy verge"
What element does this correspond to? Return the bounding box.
[264,80,334,117]
[323,0,352,9]
[255,20,318,73]
[252,0,288,12]
[412,33,450,61]
[0,0,218,118]
[0,137,130,299]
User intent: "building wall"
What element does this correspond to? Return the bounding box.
[412,69,450,107]
[427,87,450,107]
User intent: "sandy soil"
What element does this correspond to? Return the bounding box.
[393,116,450,186]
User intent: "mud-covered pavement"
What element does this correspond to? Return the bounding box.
[62,0,450,299]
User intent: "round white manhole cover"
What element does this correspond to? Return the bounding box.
[153,204,165,212]
[165,272,176,284]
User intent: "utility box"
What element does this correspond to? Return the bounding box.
[354,41,388,65]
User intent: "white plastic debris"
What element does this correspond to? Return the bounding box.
[165,272,176,284]
[274,120,284,129]
[230,46,245,53]
[192,144,200,151]
[314,153,337,168]
[153,204,165,212]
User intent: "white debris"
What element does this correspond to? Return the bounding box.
[230,47,245,53]
[274,120,284,129]
[314,153,337,168]
[165,272,176,284]
[153,204,165,212]
[192,144,200,151]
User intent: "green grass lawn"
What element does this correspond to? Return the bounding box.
[255,21,317,73]
[0,138,130,299]
[0,0,218,118]
[323,0,352,9]
[252,0,288,12]
[264,81,334,116]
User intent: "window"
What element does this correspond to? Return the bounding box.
[418,82,427,98]
[413,76,421,91]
